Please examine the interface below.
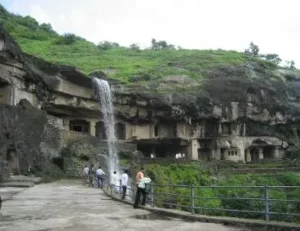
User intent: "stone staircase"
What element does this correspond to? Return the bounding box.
[0,175,42,188]
[64,158,82,177]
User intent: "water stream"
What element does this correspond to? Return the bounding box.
[92,78,119,175]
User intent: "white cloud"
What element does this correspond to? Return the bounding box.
[4,0,300,68]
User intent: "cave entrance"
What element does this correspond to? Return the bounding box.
[115,122,126,140]
[6,149,19,174]
[0,80,10,105]
[137,140,182,158]
[96,121,106,139]
[69,119,90,133]
[250,148,259,162]
[198,140,212,161]
[263,146,273,159]
[52,157,64,171]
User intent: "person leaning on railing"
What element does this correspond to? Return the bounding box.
[133,176,151,209]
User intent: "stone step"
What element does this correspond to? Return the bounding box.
[0,181,34,188]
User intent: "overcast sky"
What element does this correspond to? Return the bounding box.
[2,0,299,68]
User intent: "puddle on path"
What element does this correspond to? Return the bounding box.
[131,212,173,221]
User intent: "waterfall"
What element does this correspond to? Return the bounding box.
[92,78,119,175]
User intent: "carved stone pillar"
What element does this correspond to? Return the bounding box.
[258,148,264,160]
[246,149,251,162]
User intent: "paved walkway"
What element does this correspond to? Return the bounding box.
[0,180,250,231]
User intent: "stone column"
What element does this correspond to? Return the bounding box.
[218,124,222,135]
[63,119,70,130]
[246,149,251,162]
[273,147,280,159]
[189,139,198,160]
[258,148,264,160]
[90,121,96,136]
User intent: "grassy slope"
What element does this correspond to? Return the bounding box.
[0,4,272,85]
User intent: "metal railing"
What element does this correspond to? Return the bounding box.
[103,181,300,223]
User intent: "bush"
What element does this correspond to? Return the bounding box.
[54,33,83,45]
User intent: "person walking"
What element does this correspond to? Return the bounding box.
[96,166,106,188]
[121,169,128,200]
[83,165,89,185]
[88,164,95,187]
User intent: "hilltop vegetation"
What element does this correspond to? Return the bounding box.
[0,3,293,85]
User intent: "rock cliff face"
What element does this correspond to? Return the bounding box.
[111,64,300,144]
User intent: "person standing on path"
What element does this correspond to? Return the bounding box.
[83,165,89,185]
[121,169,128,200]
[88,164,95,187]
[133,176,151,208]
[110,171,119,193]
[96,166,106,188]
[135,167,144,186]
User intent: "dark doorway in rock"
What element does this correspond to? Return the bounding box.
[137,142,181,158]
[198,140,212,161]
[52,157,64,170]
[250,148,259,162]
[263,146,273,159]
[115,123,126,140]
[154,125,159,137]
[0,80,10,105]
[69,119,90,133]
[6,149,19,174]
[79,154,89,161]
[96,121,106,139]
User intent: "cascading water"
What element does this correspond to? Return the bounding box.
[92,78,119,175]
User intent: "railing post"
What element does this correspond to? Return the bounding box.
[132,183,135,202]
[264,185,269,222]
[151,183,155,207]
[119,180,122,198]
[191,184,195,215]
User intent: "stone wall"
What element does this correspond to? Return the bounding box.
[0,158,9,182]
[0,102,62,174]
[62,129,136,151]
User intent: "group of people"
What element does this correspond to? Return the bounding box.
[175,153,186,159]
[83,165,151,208]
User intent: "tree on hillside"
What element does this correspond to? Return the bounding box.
[151,38,175,50]
[0,4,9,15]
[129,43,140,51]
[261,53,282,65]
[54,33,84,45]
[244,42,260,57]
[39,23,56,35]
[286,60,295,70]
[97,41,120,50]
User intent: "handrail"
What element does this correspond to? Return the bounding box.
[103,180,300,223]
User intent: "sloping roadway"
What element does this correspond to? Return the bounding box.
[0,179,249,231]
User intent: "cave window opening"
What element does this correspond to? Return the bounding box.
[115,122,126,140]
[247,88,256,103]
[96,121,106,139]
[79,155,89,161]
[173,124,177,137]
[154,125,159,137]
[69,119,89,133]
[222,123,231,135]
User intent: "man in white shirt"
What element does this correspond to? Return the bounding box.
[96,166,106,188]
[121,169,129,200]
[83,165,89,185]
[110,171,120,193]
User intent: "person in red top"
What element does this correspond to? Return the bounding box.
[134,167,146,209]
[136,167,144,185]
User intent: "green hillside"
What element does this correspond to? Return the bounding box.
[0,4,280,84]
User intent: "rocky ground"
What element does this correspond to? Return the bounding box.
[0,179,254,231]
